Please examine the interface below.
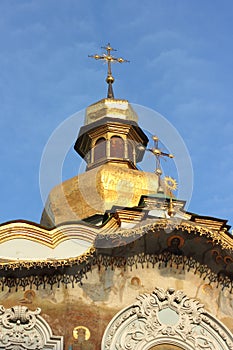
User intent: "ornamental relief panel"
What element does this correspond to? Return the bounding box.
[102,287,233,350]
[0,305,63,350]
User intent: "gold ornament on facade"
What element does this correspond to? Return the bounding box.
[164,176,178,191]
[167,197,175,217]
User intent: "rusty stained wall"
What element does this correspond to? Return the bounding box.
[0,264,232,349]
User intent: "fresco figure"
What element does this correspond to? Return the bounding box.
[69,326,94,350]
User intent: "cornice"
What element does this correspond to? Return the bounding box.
[0,221,98,248]
[0,218,232,292]
[97,218,233,251]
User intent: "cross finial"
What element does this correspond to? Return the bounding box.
[88,43,129,98]
[150,136,174,193]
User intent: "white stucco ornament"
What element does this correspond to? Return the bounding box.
[0,305,63,350]
[102,287,233,350]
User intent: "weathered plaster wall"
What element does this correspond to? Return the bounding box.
[0,264,232,349]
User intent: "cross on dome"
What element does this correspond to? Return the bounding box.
[88,43,129,98]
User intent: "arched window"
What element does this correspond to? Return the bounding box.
[94,137,106,162]
[110,136,124,158]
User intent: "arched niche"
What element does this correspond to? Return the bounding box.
[0,305,63,350]
[102,287,233,350]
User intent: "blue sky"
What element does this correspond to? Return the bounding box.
[0,0,233,230]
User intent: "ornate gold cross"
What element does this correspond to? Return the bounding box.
[143,135,175,194]
[88,43,129,98]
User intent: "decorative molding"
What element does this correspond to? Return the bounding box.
[0,222,98,248]
[0,305,63,349]
[0,218,232,253]
[97,218,233,251]
[102,287,233,350]
[0,252,232,293]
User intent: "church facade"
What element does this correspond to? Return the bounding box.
[0,44,232,350]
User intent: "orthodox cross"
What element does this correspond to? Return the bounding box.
[148,136,177,216]
[147,135,174,193]
[88,43,129,98]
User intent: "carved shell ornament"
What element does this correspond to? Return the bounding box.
[102,287,233,350]
[0,305,63,350]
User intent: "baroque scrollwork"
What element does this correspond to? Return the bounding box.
[0,306,43,349]
[102,287,233,350]
[135,288,204,340]
[0,305,63,350]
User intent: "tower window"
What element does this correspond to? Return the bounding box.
[94,137,106,162]
[110,136,124,158]
[127,140,134,162]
